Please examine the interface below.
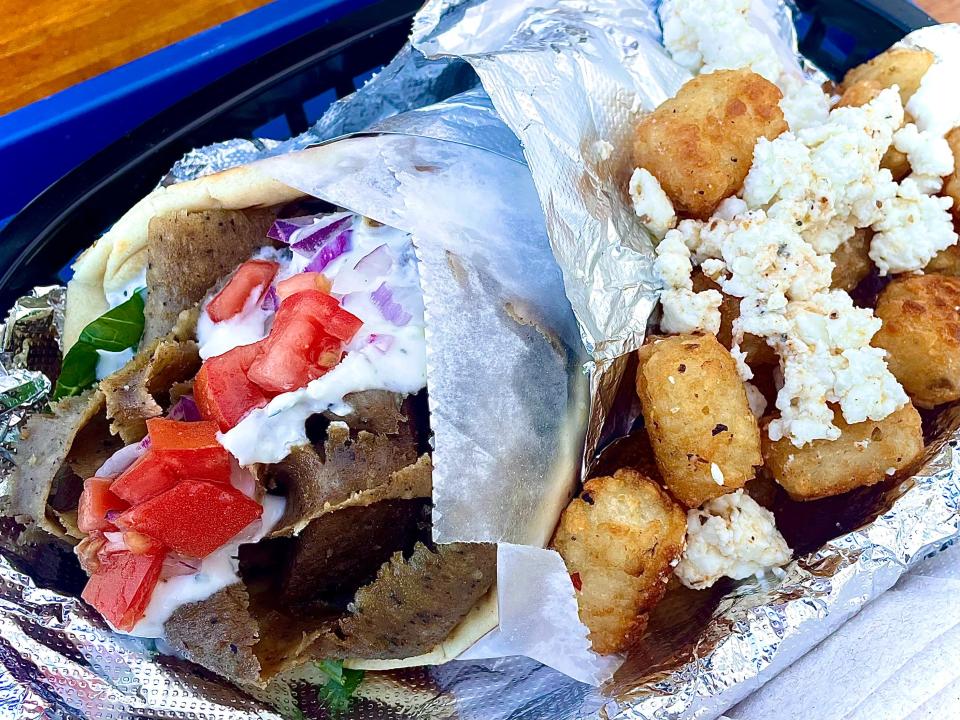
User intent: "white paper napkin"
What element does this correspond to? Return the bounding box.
[722,542,960,720]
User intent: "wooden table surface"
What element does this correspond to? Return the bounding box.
[0,0,956,115]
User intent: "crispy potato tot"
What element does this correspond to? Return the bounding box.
[551,469,686,654]
[942,127,960,225]
[873,274,960,408]
[633,69,787,220]
[830,228,874,292]
[762,404,923,501]
[925,244,960,277]
[841,46,934,107]
[636,334,763,507]
[692,272,777,366]
[835,78,910,179]
[837,79,883,109]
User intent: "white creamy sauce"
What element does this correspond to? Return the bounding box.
[197,283,272,360]
[95,348,135,380]
[123,494,285,638]
[213,218,428,466]
[104,267,147,310]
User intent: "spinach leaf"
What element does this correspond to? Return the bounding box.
[53,288,146,400]
[314,659,364,716]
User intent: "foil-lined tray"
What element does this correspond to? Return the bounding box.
[0,1,958,719]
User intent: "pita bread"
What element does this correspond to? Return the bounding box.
[65,163,304,348]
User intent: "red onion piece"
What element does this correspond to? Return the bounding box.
[96,442,146,478]
[304,228,352,272]
[370,283,412,326]
[230,464,257,499]
[261,285,279,312]
[269,212,353,254]
[167,395,201,422]
[368,334,395,353]
[160,553,202,580]
[355,244,392,275]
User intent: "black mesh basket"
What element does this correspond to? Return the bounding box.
[0,0,935,309]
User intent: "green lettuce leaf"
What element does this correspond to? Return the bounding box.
[315,659,364,716]
[53,288,147,400]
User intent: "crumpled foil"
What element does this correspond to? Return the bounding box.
[1,1,958,719]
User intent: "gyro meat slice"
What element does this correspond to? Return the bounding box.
[873,274,960,408]
[551,469,686,654]
[762,404,923,501]
[632,68,787,219]
[635,334,763,508]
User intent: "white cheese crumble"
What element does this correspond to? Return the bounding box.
[629,168,678,240]
[900,25,960,137]
[652,90,909,446]
[654,231,722,334]
[658,0,831,133]
[869,178,957,275]
[675,490,791,590]
[659,0,781,83]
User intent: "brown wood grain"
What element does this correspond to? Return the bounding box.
[0,0,273,115]
[0,0,956,115]
[919,0,960,22]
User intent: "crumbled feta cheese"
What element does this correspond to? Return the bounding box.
[629,168,678,240]
[870,178,958,275]
[901,26,960,137]
[892,122,955,195]
[743,88,904,256]
[751,290,909,445]
[885,467,897,476]
[778,73,831,132]
[660,288,723,335]
[675,490,792,589]
[659,0,781,83]
[710,463,725,486]
[655,231,723,334]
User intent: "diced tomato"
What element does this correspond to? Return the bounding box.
[116,480,263,558]
[246,290,359,394]
[274,289,362,342]
[276,272,332,300]
[247,317,341,393]
[110,450,177,505]
[146,418,231,484]
[206,259,279,323]
[77,477,130,533]
[194,343,270,432]
[81,548,164,631]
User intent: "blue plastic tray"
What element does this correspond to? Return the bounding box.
[0,0,376,225]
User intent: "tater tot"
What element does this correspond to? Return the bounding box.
[835,78,910,179]
[692,272,777,366]
[873,274,960,408]
[925,244,960,277]
[830,228,874,292]
[942,127,960,225]
[762,404,923,501]
[635,334,763,507]
[841,46,934,107]
[633,69,787,220]
[551,468,686,654]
